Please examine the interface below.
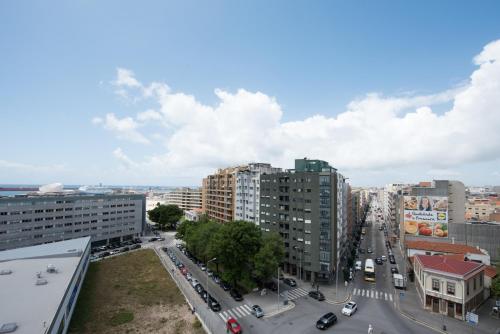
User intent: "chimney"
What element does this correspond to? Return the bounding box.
[451,237,455,244]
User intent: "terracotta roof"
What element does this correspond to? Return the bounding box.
[405,240,485,255]
[485,265,498,278]
[415,255,484,276]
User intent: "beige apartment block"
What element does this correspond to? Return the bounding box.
[164,187,202,211]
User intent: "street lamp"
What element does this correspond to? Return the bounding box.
[207,257,217,309]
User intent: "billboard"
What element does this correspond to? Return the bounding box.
[403,196,448,238]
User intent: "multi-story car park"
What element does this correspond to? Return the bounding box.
[0,192,145,251]
[260,158,348,283]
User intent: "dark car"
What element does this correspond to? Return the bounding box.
[308,290,325,301]
[391,267,399,274]
[131,244,141,250]
[316,312,337,330]
[375,257,383,265]
[265,281,278,292]
[220,281,232,291]
[359,248,365,254]
[283,278,297,287]
[207,296,221,312]
[230,289,243,301]
[389,254,396,264]
[195,284,205,294]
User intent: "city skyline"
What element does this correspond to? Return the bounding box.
[1,1,500,187]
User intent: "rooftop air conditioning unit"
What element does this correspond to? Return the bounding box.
[36,278,48,285]
[47,264,57,273]
[0,269,12,275]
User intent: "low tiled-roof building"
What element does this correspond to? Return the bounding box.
[405,240,490,265]
[414,254,486,320]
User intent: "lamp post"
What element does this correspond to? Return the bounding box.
[277,266,280,311]
[207,257,217,309]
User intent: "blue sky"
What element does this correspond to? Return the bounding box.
[1,1,500,186]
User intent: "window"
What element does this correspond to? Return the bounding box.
[446,282,455,295]
[432,279,440,291]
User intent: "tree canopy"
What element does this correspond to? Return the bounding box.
[148,204,183,230]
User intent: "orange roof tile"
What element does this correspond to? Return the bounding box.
[415,255,484,276]
[485,265,498,278]
[405,240,485,255]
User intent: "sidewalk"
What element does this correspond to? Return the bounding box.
[284,272,352,304]
[244,289,295,318]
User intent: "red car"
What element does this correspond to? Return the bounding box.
[180,267,188,276]
[226,317,241,334]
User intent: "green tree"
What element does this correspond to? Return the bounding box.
[148,204,183,230]
[252,232,284,284]
[492,261,500,299]
[209,220,262,287]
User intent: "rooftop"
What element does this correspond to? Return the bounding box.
[0,237,90,334]
[405,240,485,255]
[415,254,484,277]
[485,265,498,278]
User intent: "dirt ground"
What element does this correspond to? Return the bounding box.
[69,249,205,334]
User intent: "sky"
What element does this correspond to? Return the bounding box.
[1,1,500,187]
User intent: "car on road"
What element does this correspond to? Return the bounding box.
[207,296,221,312]
[149,237,159,242]
[355,261,362,271]
[131,244,141,250]
[341,302,357,316]
[226,318,242,334]
[230,289,244,301]
[283,278,297,287]
[381,255,387,262]
[367,248,373,254]
[391,267,399,274]
[389,254,396,264]
[308,290,325,301]
[200,264,207,271]
[220,281,232,291]
[251,305,264,318]
[375,257,383,265]
[316,312,337,330]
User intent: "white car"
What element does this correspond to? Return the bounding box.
[190,279,199,287]
[355,261,362,271]
[342,302,357,316]
[381,255,387,262]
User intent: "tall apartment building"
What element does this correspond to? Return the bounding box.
[384,183,412,237]
[202,166,245,223]
[234,163,281,225]
[465,198,498,221]
[260,158,348,283]
[164,187,202,211]
[0,192,145,251]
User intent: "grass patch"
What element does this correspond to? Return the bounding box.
[69,249,201,334]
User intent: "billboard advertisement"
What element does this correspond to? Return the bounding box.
[403,196,448,238]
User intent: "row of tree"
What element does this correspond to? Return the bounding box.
[175,217,284,288]
[148,204,184,230]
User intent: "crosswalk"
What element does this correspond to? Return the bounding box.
[352,288,393,301]
[279,287,309,300]
[218,304,253,322]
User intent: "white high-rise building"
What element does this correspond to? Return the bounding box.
[234,163,281,225]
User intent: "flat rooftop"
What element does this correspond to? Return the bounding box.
[0,237,90,334]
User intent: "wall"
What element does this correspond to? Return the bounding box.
[450,222,500,262]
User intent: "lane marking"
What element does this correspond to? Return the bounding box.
[242,304,253,313]
[389,294,393,301]
[227,310,237,319]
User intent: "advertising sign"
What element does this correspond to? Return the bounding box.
[403,196,448,238]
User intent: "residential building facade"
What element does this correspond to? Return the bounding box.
[234,163,281,225]
[0,192,145,251]
[260,158,348,283]
[164,187,202,211]
[414,254,485,321]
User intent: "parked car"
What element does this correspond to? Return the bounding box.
[206,269,213,277]
[191,279,200,288]
[391,267,399,274]
[375,257,383,265]
[316,312,337,330]
[195,284,205,294]
[381,255,387,262]
[149,237,159,242]
[186,273,192,281]
[283,278,297,287]
[157,237,165,241]
[220,281,232,291]
[389,254,396,264]
[355,261,362,271]
[131,244,141,250]
[230,289,243,301]
[341,302,357,316]
[308,290,325,301]
[226,318,242,334]
[251,305,264,318]
[180,267,188,276]
[359,248,365,254]
[367,248,373,254]
[265,281,278,292]
[212,275,221,284]
[200,264,207,271]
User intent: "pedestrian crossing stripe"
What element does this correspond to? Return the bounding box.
[280,287,308,300]
[352,288,394,302]
[218,305,253,322]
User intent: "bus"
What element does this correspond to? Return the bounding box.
[361,227,366,235]
[364,259,375,282]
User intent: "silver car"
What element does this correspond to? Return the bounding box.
[251,305,264,318]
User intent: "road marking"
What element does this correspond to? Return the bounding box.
[385,293,388,300]
[227,309,237,319]
[371,290,375,298]
[242,304,253,313]
[389,294,393,301]
[233,308,244,317]
[219,312,227,322]
[361,289,365,296]
[238,306,250,316]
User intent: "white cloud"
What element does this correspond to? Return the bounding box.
[112,148,138,169]
[97,113,150,144]
[91,117,103,124]
[0,160,66,173]
[96,40,500,181]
